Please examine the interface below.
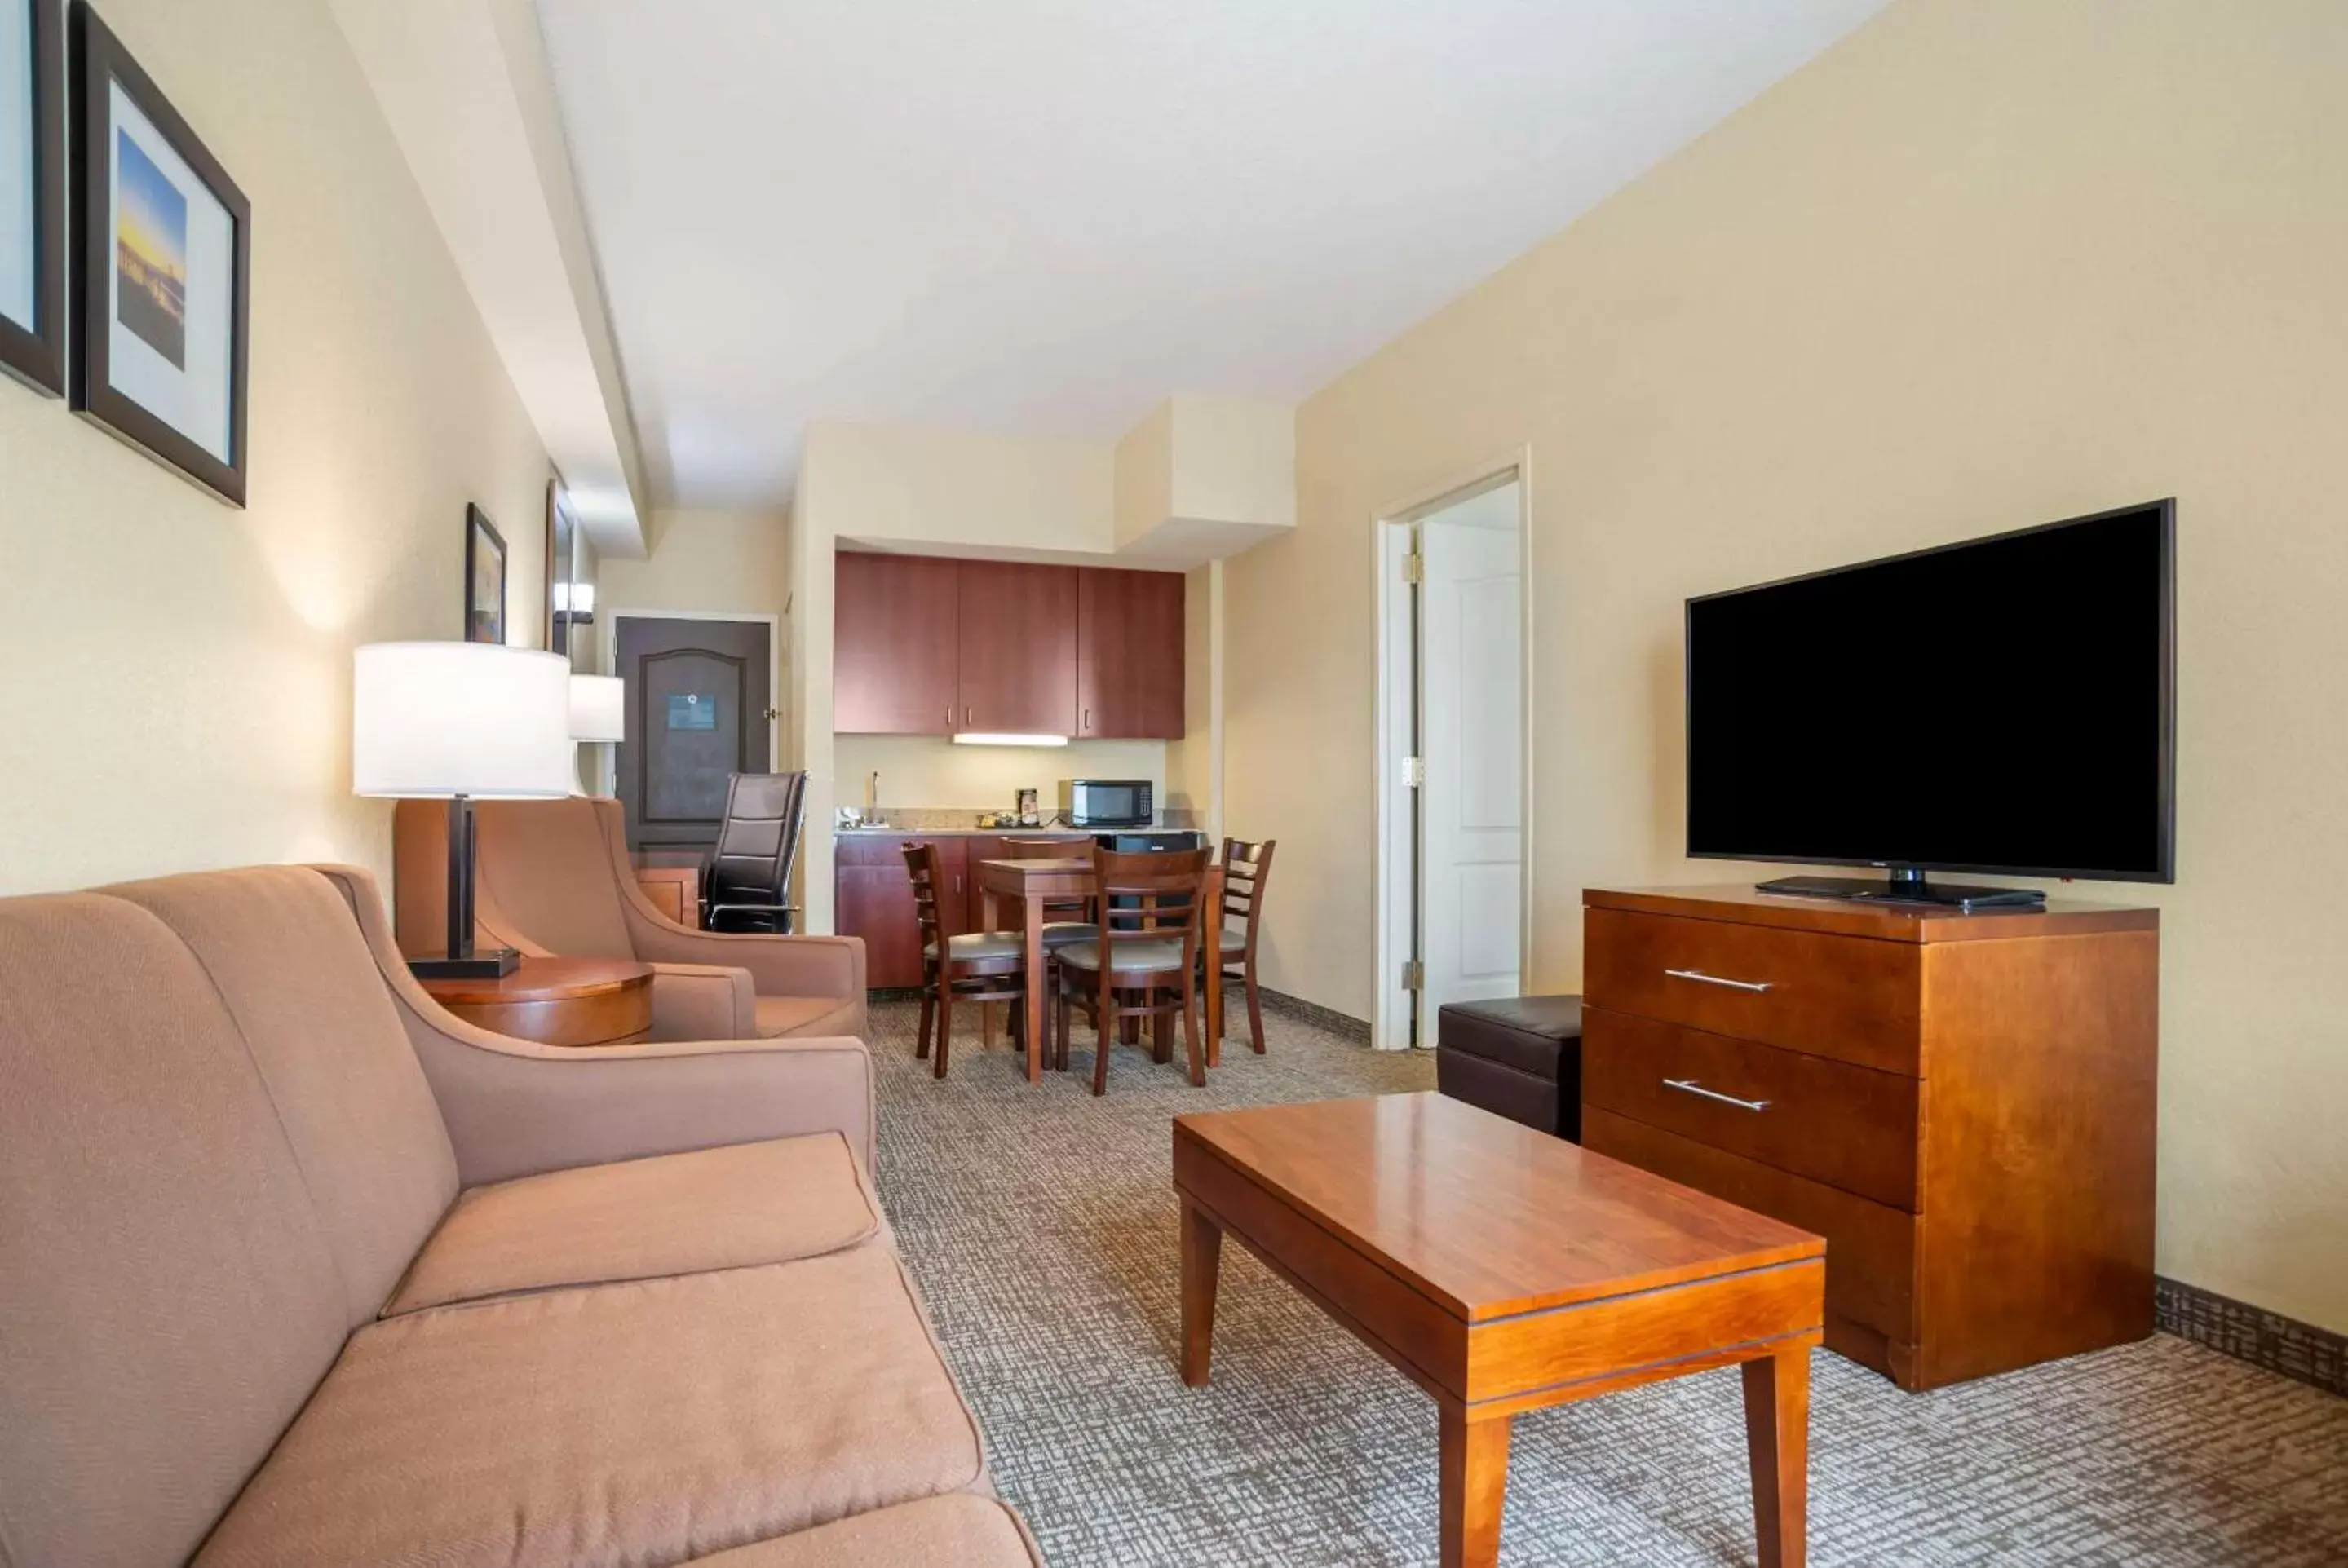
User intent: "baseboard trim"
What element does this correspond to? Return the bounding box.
[2156,1275,2345,1397]
[1258,987,1373,1045]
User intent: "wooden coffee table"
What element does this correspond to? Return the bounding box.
[418,956,655,1047]
[1173,1093,1825,1568]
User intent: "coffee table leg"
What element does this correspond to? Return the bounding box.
[1742,1343,1811,1568]
[1178,1198,1221,1387]
[1438,1402,1510,1568]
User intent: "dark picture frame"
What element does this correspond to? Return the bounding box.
[465,504,507,644]
[0,0,65,394]
[69,1,251,505]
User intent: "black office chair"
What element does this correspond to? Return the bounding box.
[702,771,807,933]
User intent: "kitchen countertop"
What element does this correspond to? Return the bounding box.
[835,824,1090,836]
[834,824,1192,837]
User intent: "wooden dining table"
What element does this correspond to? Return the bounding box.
[977,856,1224,1083]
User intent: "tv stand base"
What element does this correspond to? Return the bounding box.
[1756,871,2046,910]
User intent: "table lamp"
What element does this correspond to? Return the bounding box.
[353,643,574,979]
[568,674,626,796]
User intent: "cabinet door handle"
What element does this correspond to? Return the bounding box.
[1665,967,1773,993]
[1082,707,1090,731]
[1664,1078,1771,1112]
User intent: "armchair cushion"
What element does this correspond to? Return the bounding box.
[196,1249,988,1568]
[384,1133,881,1316]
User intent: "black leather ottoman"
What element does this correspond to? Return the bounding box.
[1435,995,1584,1142]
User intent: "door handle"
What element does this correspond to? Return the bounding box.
[1664,1078,1771,1112]
[1665,967,1774,993]
[1082,707,1090,731]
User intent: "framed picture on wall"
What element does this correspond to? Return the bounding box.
[466,504,506,644]
[69,2,251,504]
[1,0,65,394]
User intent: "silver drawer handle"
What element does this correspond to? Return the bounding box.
[1665,1078,1771,1112]
[1665,967,1773,993]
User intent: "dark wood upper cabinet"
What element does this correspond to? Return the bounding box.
[1078,568,1186,739]
[834,552,961,734]
[833,553,1185,740]
[956,561,1079,735]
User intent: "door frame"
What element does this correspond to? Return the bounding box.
[599,609,784,800]
[1370,449,1536,1052]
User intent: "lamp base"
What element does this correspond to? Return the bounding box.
[409,947,521,982]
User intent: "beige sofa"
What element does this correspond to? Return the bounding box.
[394,797,866,1043]
[0,864,1036,1567]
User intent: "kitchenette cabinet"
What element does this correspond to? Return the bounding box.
[956,561,1079,734]
[1077,568,1186,739]
[834,552,1184,740]
[834,553,962,734]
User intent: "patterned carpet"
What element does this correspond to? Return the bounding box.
[866,1000,2348,1566]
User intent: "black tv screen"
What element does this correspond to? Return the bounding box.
[1686,501,2174,883]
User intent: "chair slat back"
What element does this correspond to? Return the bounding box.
[1219,837,1276,949]
[1094,847,1210,952]
[900,841,948,949]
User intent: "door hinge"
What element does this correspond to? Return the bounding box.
[1401,960,1425,992]
[1401,552,1424,585]
[1403,756,1425,788]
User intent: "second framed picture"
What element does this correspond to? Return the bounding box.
[70,2,250,505]
[2,0,65,395]
[466,505,507,644]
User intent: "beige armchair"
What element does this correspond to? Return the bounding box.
[394,797,865,1042]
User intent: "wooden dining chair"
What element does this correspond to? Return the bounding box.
[1209,837,1276,1062]
[1052,847,1211,1096]
[904,841,1024,1080]
[981,838,1099,1047]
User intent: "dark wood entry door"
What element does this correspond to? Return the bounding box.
[616,616,773,854]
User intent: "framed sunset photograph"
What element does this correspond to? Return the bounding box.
[1,0,64,395]
[70,2,250,504]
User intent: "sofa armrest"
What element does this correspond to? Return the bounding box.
[411,1027,874,1187]
[314,864,875,1186]
[626,899,867,1001]
[645,961,760,1041]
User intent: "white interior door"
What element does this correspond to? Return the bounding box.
[1419,491,1523,1025]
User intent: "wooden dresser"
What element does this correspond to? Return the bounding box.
[1579,885,2158,1390]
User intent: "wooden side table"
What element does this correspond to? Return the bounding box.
[418,956,655,1047]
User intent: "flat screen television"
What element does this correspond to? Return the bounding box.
[1685,500,2174,908]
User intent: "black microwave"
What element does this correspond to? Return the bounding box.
[1059,779,1153,828]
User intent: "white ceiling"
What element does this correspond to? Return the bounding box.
[536,0,1890,510]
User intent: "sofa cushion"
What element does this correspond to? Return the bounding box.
[108,866,460,1327]
[385,1134,881,1315]
[756,992,862,1037]
[686,1495,1041,1566]
[196,1248,987,1568]
[0,893,350,1568]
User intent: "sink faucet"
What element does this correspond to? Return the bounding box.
[864,771,880,819]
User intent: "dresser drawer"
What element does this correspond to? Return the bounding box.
[1584,1107,1917,1355]
[1582,1008,1919,1209]
[1584,907,1921,1074]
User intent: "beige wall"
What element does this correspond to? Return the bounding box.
[0,0,548,897]
[1225,0,2348,1329]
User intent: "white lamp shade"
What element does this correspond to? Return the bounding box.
[568,674,626,743]
[352,643,576,798]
